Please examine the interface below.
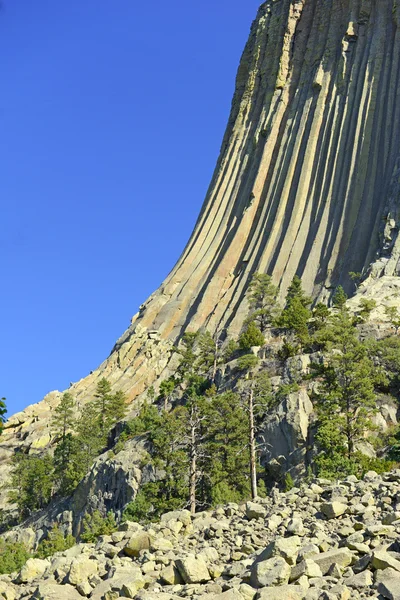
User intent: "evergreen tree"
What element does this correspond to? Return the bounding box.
[385,306,400,333]
[237,356,272,498]
[332,286,347,309]
[312,308,378,477]
[52,392,75,494]
[159,377,176,411]
[197,330,224,384]
[277,276,311,347]
[81,510,117,542]
[205,392,250,504]
[92,379,127,440]
[74,404,104,475]
[246,273,278,332]
[238,322,265,350]
[175,332,199,382]
[9,453,54,518]
[311,303,330,336]
[357,298,376,322]
[0,398,6,435]
[0,539,30,575]
[93,378,112,437]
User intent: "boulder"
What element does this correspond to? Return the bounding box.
[372,551,400,572]
[258,536,301,565]
[246,502,267,520]
[17,558,50,583]
[0,582,16,600]
[123,531,153,557]
[257,585,306,600]
[290,559,323,581]
[376,568,400,600]
[160,509,192,526]
[176,555,211,584]
[68,555,98,585]
[32,583,83,600]
[312,548,353,575]
[320,502,348,519]
[250,556,291,588]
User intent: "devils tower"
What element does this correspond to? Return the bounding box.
[101,0,400,396]
[3,0,400,468]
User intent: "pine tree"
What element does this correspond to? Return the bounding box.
[197,330,224,384]
[159,377,176,411]
[277,276,312,347]
[332,286,347,309]
[205,392,250,504]
[93,378,112,437]
[52,392,75,494]
[357,298,376,322]
[385,306,400,333]
[239,322,265,350]
[74,404,104,475]
[9,453,54,518]
[237,355,272,498]
[175,332,199,382]
[246,273,278,332]
[312,308,378,477]
[0,398,6,436]
[92,379,127,439]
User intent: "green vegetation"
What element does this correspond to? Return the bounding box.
[7,378,127,521]
[81,510,117,542]
[35,525,75,558]
[4,270,400,537]
[276,275,312,348]
[0,397,6,435]
[0,539,30,575]
[239,321,265,350]
[246,273,278,332]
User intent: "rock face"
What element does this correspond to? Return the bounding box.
[6,470,400,600]
[3,0,400,511]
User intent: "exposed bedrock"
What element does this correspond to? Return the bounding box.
[4,0,400,505]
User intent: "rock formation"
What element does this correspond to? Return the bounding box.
[4,470,400,600]
[3,0,400,511]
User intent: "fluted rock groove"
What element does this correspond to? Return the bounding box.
[4,0,400,455]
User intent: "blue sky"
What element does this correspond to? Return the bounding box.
[1,0,261,416]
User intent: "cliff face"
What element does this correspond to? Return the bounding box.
[3,0,400,505]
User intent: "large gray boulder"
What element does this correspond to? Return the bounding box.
[32,583,83,600]
[261,390,313,480]
[251,556,291,587]
[176,555,211,584]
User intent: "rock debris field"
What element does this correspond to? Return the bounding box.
[5,471,400,599]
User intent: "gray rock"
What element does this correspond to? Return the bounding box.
[311,548,353,575]
[32,583,83,600]
[320,502,348,519]
[246,502,267,520]
[175,554,211,584]
[250,556,291,587]
[257,585,306,599]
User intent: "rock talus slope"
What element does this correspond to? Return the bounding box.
[3,0,400,500]
[5,470,400,599]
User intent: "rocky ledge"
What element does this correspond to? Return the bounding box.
[4,471,400,599]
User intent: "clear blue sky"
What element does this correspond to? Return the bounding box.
[1,0,261,416]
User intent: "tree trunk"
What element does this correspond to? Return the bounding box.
[212,339,218,384]
[249,386,257,499]
[189,420,197,515]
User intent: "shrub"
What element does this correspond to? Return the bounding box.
[0,539,30,574]
[80,510,117,542]
[238,322,265,350]
[35,524,75,559]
